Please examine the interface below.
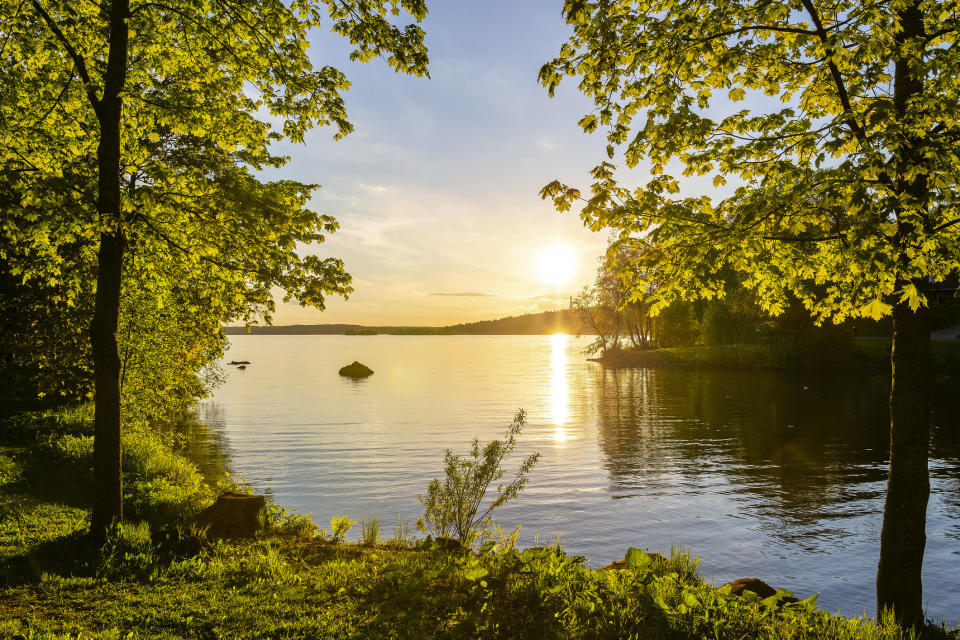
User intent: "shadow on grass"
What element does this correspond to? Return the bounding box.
[0,528,99,587]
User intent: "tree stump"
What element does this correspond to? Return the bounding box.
[195,493,268,540]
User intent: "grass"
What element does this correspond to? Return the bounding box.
[2,407,958,639]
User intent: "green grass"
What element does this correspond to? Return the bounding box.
[2,407,958,639]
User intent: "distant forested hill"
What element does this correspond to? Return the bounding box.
[222,309,587,336]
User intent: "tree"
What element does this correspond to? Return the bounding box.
[1,0,428,538]
[540,0,959,626]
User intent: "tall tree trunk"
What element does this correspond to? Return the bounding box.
[89,0,130,540]
[876,297,930,626]
[875,1,928,625]
[90,231,124,536]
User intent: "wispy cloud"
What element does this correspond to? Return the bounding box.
[359,182,388,192]
[428,291,503,297]
[527,292,573,301]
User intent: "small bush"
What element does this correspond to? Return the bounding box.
[277,512,319,538]
[417,409,540,545]
[329,515,355,544]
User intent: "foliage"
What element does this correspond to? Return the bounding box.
[388,512,414,549]
[6,406,215,529]
[330,515,356,544]
[539,0,959,323]
[275,510,321,539]
[540,2,959,621]
[417,410,541,545]
[361,515,380,546]
[0,0,430,320]
[579,243,853,356]
[1,0,432,533]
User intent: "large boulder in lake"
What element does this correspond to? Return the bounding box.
[195,493,268,539]
[339,361,374,378]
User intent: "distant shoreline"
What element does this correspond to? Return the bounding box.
[222,309,591,336]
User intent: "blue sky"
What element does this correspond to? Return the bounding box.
[268,2,617,326]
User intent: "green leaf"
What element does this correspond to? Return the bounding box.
[682,591,701,608]
[859,299,893,321]
[624,547,650,568]
[898,284,924,312]
[463,566,488,581]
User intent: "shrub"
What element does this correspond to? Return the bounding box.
[417,409,540,545]
[329,515,355,544]
[277,512,319,538]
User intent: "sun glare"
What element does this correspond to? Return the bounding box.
[536,242,578,287]
[550,333,570,441]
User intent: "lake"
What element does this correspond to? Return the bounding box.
[193,334,960,623]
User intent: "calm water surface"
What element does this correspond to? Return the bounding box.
[194,334,960,622]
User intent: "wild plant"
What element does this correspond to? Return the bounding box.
[329,515,356,544]
[387,513,413,549]
[278,511,318,538]
[360,515,379,546]
[417,409,540,546]
[97,521,162,582]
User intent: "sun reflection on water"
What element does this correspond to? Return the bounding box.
[550,333,570,441]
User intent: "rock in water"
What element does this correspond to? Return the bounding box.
[720,578,777,599]
[195,493,268,539]
[339,361,374,378]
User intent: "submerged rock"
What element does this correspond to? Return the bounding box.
[195,493,268,540]
[720,578,777,599]
[339,361,374,378]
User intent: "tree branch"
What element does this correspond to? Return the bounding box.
[686,24,819,44]
[799,0,867,142]
[29,0,101,111]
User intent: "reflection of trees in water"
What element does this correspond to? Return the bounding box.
[163,403,234,482]
[591,367,960,547]
[928,378,960,541]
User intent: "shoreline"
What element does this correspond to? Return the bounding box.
[586,339,960,373]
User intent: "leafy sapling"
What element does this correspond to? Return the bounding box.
[329,515,356,544]
[417,409,541,546]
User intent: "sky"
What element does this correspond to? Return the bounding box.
[264,2,619,326]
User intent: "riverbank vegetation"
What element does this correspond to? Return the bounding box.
[4,407,957,640]
[573,246,960,373]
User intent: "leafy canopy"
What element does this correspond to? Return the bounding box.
[539,0,960,323]
[1,0,430,323]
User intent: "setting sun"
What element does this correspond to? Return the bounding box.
[536,242,578,287]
